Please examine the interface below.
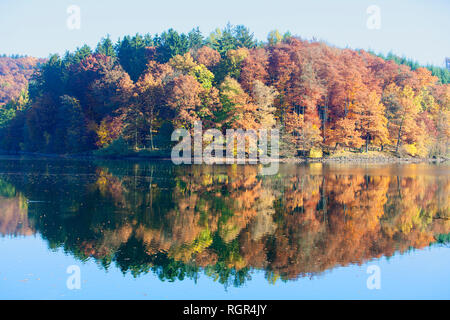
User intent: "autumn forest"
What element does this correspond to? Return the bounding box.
[0,25,449,158]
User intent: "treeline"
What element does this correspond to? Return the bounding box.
[369,50,450,84]
[0,25,449,157]
[0,54,30,59]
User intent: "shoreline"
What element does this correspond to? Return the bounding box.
[0,152,448,164]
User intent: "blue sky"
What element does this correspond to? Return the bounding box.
[0,0,449,67]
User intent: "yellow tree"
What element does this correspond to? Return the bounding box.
[359,91,389,152]
[384,84,423,153]
[252,80,277,130]
[219,76,258,130]
[326,117,364,150]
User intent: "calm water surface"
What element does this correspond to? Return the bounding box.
[0,159,449,299]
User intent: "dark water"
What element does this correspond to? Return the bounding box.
[0,159,449,299]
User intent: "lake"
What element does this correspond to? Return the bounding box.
[0,158,449,299]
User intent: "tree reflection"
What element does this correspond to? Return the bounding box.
[0,161,448,287]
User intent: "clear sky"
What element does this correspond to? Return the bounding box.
[0,0,449,67]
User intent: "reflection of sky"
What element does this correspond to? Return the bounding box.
[1,236,449,299]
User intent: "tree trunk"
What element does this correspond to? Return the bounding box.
[149,111,154,150]
[396,117,405,153]
[135,118,138,150]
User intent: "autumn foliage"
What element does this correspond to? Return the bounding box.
[0,27,448,157]
[0,56,44,105]
[0,161,448,285]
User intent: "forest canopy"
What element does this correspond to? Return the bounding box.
[0,25,449,158]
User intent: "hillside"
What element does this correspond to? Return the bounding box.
[0,56,44,105]
[0,26,448,159]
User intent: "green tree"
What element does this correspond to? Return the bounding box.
[207,24,237,57]
[154,29,190,63]
[234,25,256,48]
[96,35,116,57]
[53,95,87,153]
[116,34,149,81]
[188,27,204,50]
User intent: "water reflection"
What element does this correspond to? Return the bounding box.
[0,160,449,287]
